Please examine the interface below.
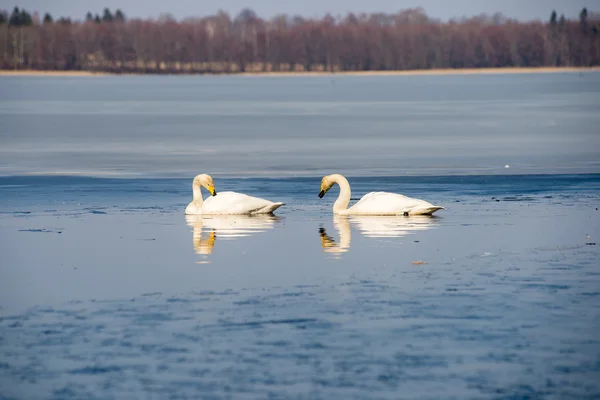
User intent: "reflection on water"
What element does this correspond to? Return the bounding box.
[351,215,438,238]
[320,216,352,256]
[185,215,281,262]
[320,215,438,257]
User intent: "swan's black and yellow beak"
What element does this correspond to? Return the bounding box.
[318,190,325,198]
[209,186,217,196]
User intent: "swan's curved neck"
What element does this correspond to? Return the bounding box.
[331,174,351,213]
[192,180,204,206]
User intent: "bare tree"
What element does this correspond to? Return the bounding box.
[0,7,598,73]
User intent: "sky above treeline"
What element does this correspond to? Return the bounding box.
[0,0,595,21]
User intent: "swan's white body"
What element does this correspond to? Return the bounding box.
[185,174,284,215]
[319,174,444,216]
[197,191,284,215]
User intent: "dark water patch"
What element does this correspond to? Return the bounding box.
[18,228,62,233]
[256,340,293,347]
[165,297,194,303]
[70,365,123,375]
[392,352,448,369]
[294,284,320,289]
[40,329,61,335]
[88,210,107,214]
[421,313,504,321]
[172,333,204,343]
[234,298,263,306]
[138,344,189,354]
[541,263,583,271]
[51,385,94,400]
[481,352,523,363]
[220,318,319,328]
[301,342,328,350]
[500,196,537,202]
[266,291,316,299]
[472,383,547,399]
[120,206,168,212]
[134,312,192,323]
[519,283,571,291]
[192,290,239,297]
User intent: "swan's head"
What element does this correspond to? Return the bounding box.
[318,175,336,198]
[193,174,217,196]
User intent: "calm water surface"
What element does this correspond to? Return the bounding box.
[0,175,599,399]
[1,73,600,398]
[1,73,599,177]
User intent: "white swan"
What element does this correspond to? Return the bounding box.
[185,174,284,215]
[318,174,444,216]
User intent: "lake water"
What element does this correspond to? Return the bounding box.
[1,73,599,177]
[1,74,600,399]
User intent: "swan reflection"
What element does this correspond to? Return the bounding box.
[320,216,352,256]
[349,215,436,238]
[185,214,281,261]
[320,215,438,257]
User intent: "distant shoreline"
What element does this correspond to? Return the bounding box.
[1,66,599,78]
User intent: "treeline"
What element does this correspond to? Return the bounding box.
[0,6,599,73]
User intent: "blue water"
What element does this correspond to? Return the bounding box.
[1,174,599,399]
[1,73,600,398]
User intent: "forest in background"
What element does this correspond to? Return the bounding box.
[0,6,599,74]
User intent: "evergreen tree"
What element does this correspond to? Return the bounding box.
[580,7,588,32]
[86,12,93,22]
[102,8,113,22]
[43,13,53,24]
[20,9,33,26]
[115,9,126,22]
[549,10,557,25]
[0,10,7,24]
[9,6,21,25]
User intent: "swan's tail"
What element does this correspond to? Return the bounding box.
[409,206,444,216]
[255,202,285,214]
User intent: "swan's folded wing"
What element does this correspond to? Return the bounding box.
[203,191,278,214]
[349,192,436,215]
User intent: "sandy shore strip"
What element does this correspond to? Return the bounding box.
[0,70,106,77]
[1,66,599,77]
[238,66,600,77]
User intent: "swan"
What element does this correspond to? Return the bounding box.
[185,174,284,215]
[318,174,444,216]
